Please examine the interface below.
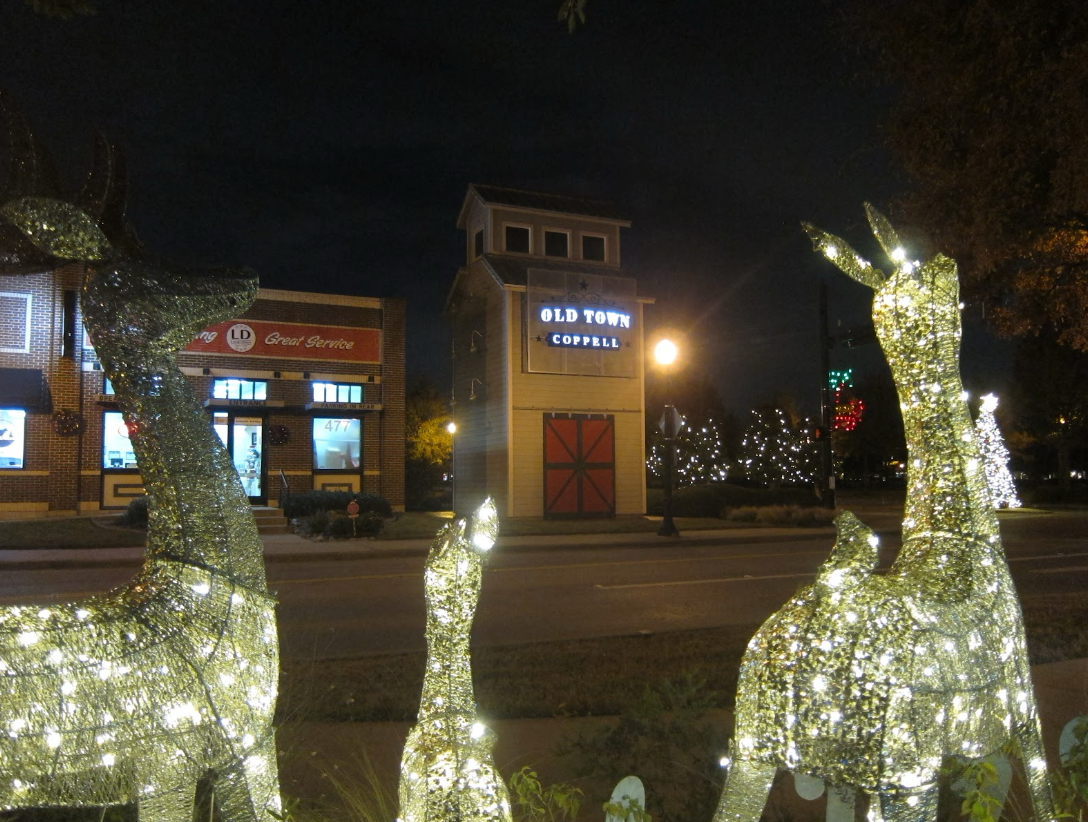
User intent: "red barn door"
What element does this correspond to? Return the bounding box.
[543,414,615,518]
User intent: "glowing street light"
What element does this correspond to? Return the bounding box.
[446,421,457,435]
[654,338,678,367]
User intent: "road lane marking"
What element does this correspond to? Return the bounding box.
[595,571,817,590]
[3,549,1087,603]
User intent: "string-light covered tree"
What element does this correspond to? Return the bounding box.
[647,417,730,486]
[976,393,1022,509]
[738,408,817,486]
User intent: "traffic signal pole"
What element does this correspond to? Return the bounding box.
[819,284,836,509]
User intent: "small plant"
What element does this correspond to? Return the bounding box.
[117,496,149,529]
[603,795,652,822]
[508,766,583,822]
[1055,718,1088,821]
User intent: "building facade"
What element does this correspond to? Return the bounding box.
[448,184,651,518]
[0,265,405,517]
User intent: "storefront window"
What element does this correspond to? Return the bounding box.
[312,382,362,403]
[313,418,360,470]
[0,409,26,469]
[102,410,137,468]
[212,378,267,400]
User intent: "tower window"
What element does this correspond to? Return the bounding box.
[473,229,484,258]
[582,235,606,262]
[544,230,570,258]
[504,225,531,254]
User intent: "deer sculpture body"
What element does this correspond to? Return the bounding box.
[0,96,281,821]
[712,206,1053,822]
[399,498,513,822]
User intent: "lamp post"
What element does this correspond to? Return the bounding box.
[654,339,682,537]
[446,421,456,512]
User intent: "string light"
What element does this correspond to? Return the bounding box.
[399,499,512,822]
[738,409,817,486]
[714,206,1053,822]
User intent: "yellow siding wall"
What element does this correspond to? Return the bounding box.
[506,291,646,517]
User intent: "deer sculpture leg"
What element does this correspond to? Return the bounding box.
[713,205,1056,822]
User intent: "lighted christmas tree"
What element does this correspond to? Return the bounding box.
[647,416,730,486]
[738,408,817,486]
[976,393,1022,509]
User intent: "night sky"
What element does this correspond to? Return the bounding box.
[0,0,1013,414]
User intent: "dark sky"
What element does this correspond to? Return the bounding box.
[0,0,1013,414]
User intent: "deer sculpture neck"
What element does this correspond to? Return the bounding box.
[82,259,267,589]
[399,498,512,822]
[872,260,1002,598]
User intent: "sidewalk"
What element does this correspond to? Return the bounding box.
[0,500,916,570]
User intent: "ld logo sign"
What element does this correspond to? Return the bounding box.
[226,323,256,353]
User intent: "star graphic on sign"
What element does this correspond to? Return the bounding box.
[534,335,543,342]
[579,279,588,290]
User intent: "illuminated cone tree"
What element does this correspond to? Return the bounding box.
[738,408,817,487]
[975,394,1022,509]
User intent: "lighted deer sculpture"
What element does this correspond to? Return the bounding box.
[0,94,280,820]
[712,206,1054,822]
[399,497,513,822]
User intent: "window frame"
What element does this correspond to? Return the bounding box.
[312,417,362,471]
[0,292,32,353]
[580,233,607,262]
[473,228,485,259]
[503,223,533,255]
[0,409,27,470]
[212,378,268,401]
[543,228,571,259]
[101,410,137,469]
[312,382,364,404]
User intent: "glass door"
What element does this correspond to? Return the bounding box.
[213,412,266,504]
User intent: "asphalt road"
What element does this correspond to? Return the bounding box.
[1,510,1086,660]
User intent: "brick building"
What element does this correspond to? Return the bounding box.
[0,266,405,517]
[448,184,651,518]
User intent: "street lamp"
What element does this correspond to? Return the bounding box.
[654,338,683,537]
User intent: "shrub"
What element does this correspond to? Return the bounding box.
[558,672,726,822]
[117,496,149,529]
[723,505,835,527]
[297,509,384,540]
[283,491,392,519]
[646,483,820,517]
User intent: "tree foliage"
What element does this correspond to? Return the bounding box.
[848,0,1088,349]
[406,378,451,466]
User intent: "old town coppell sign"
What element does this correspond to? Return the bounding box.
[538,306,630,350]
[526,269,638,377]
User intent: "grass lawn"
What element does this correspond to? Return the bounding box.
[278,590,1088,725]
[0,517,145,550]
